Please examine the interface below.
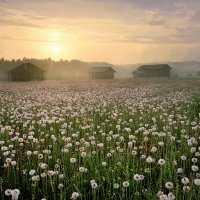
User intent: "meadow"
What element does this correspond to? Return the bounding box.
[0,79,200,200]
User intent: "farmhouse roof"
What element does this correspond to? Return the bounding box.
[137,64,171,71]
[8,63,45,73]
[89,67,116,73]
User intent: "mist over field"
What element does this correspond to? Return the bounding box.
[0,58,200,80]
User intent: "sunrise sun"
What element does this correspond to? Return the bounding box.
[50,42,60,54]
[47,31,63,59]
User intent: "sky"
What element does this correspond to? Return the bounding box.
[0,0,200,64]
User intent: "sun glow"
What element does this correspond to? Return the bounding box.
[50,42,60,54]
[47,31,63,60]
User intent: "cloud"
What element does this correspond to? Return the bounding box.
[0,35,59,43]
[0,18,41,28]
[147,20,166,26]
[100,35,184,44]
[0,7,46,28]
[191,10,200,22]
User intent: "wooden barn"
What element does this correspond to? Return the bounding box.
[8,63,45,82]
[133,64,171,78]
[89,67,116,79]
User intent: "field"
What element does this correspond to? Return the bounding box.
[0,79,200,200]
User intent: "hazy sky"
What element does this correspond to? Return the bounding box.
[0,0,200,64]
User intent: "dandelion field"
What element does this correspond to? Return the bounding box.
[0,79,200,200]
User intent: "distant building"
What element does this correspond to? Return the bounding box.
[89,67,116,79]
[133,64,171,78]
[8,63,45,81]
